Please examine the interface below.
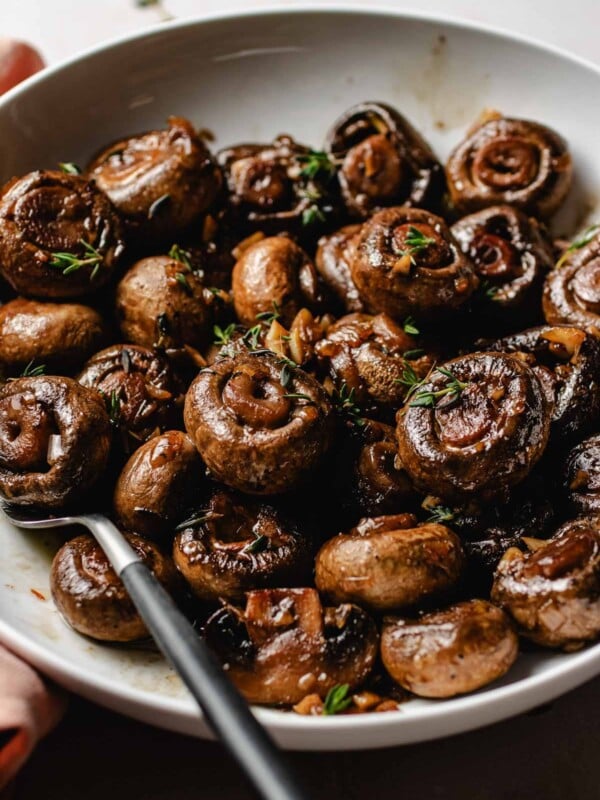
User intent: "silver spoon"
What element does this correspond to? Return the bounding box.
[0,502,309,800]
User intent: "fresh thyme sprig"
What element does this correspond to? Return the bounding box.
[322,684,352,716]
[243,324,263,350]
[402,348,425,360]
[302,204,326,227]
[426,505,455,523]
[398,226,436,265]
[403,316,420,336]
[213,323,237,346]
[480,279,500,300]
[174,511,216,532]
[58,162,81,175]
[283,392,313,402]
[101,389,122,426]
[255,301,281,325]
[241,530,269,555]
[175,272,192,294]
[277,355,297,389]
[556,224,600,268]
[332,383,365,427]
[168,243,192,270]
[49,239,103,280]
[409,366,468,408]
[296,150,337,181]
[20,360,46,378]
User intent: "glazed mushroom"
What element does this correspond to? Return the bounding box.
[486,325,600,445]
[0,170,124,298]
[231,235,324,327]
[217,135,337,237]
[115,252,215,351]
[184,350,334,495]
[491,517,600,649]
[446,113,572,220]
[350,206,478,320]
[87,116,221,246]
[315,224,364,313]
[173,489,312,602]
[315,514,465,613]
[381,599,518,698]
[204,588,378,705]
[78,344,184,453]
[0,298,106,375]
[51,532,178,642]
[325,102,446,218]
[315,312,433,414]
[113,430,202,540]
[563,434,600,516]
[396,352,553,502]
[451,205,554,329]
[0,376,111,508]
[543,229,600,334]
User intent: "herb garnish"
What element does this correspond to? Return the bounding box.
[49,239,103,280]
[256,301,281,325]
[302,205,326,227]
[333,383,365,427]
[322,684,352,716]
[168,243,192,270]
[283,392,313,402]
[480,280,500,300]
[103,389,122,425]
[58,162,81,175]
[398,226,436,265]
[174,511,217,532]
[175,272,192,294]
[243,324,263,351]
[402,348,425,361]
[214,323,237,346]
[242,531,269,555]
[426,505,455,523]
[409,366,468,408]
[20,360,46,378]
[277,356,297,389]
[148,193,171,219]
[296,150,337,181]
[556,224,600,268]
[403,316,420,336]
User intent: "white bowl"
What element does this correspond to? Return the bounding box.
[1,6,599,751]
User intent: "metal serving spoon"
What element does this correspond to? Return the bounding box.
[0,502,309,800]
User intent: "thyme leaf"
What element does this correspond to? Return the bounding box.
[322,684,352,716]
[58,162,81,175]
[409,366,468,409]
[168,243,192,270]
[403,316,420,336]
[556,224,600,268]
[49,239,103,280]
[296,150,337,181]
[213,323,237,346]
[398,226,436,265]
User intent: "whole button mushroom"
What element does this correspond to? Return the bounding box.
[184,350,334,495]
[491,517,600,649]
[315,514,465,613]
[0,376,111,509]
[204,588,378,705]
[381,599,518,698]
[173,489,312,602]
[562,434,600,516]
[315,224,364,313]
[51,532,178,642]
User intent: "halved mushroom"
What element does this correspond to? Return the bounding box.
[113,430,202,541]
[204,588,378,705]
[381,599,518,698]
[491,516,600,649]
[315,515,465,613]
[51,532,178,642]
[173,489,312,602]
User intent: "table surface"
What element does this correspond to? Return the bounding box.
[1,2,599,798]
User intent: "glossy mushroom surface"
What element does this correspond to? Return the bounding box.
[563,434,600,516]
[315,224,364,313]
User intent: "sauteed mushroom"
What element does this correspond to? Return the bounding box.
[563,434,600,516]
[0,376,111,508]
[0,170,124,298]
[315,224,364,313]
[204,588,378,705]
[381,599,518,698]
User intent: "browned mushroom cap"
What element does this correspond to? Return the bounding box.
[396,353,553,503]
[217,135,337,237]
[563,434,600,516]
[0,376,111,509]
[113,430,202,540]
[231,236,323,327]
[315,515,465,613]
[0,170,124,299]
[51,532,178,642]
[173,489,312,602]
[491,517,600,649]
[78,344,184,454]
[184,351,333,495]
[115,254,215,351]
[446,115,572,219]
[451,205,554,328]
[315,224,364,313]
[204,588,378,705]
[381,599,518,698]
[350,207,478,320]
[543,230,600,334]
[0,298,107,375]
[87,116,221,246]
[486,325,600,445]
[325,102,446,218]
[315,312,433,413]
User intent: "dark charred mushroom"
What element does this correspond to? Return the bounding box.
[87,116,221,246]
[204,588,378,705]
[113,430,202,540]
[451,205,554,329]
[51,532,178,641]
[0,298,106,375]
[315,514,465,613]
[184,351,333,494]
[396,353,553,503]
[491,517,600,649]
[325,102,446,218]
[217,135,337,237]
[563,434,600,516]
[78,344,184,454]
[446,114,572,219]
[350,206,478,320]
[486,325,600,445]
[0,170,124,298]
[173,489,312,602]
[381,599,518,698]
[315,224,364,313]
[231,236,324,327]
[0,376,111,508]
